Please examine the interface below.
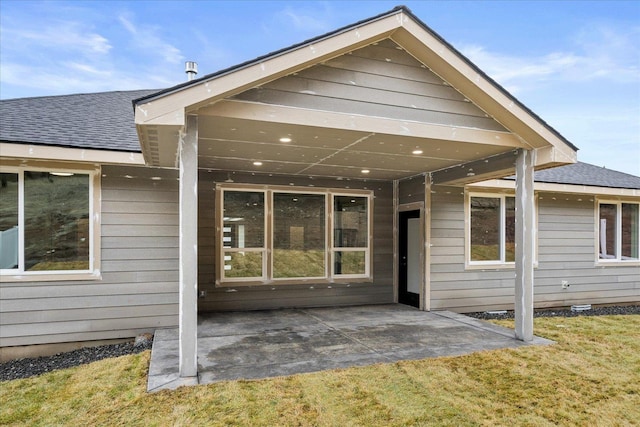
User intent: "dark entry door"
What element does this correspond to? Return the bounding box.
[399,210,421,308]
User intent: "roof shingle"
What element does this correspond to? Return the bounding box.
[504,162,640,190]
[0,89,157,152]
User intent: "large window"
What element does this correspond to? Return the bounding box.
[273,193,326,278]
[1,167,97,278]
[467,193,516,265]
[218,186,371,284]
[598,201,639,262]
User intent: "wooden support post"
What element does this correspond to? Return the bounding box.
[515,149,535,342]
[422,173,432,311]
[393,179,399,303]
[179,115,198,377]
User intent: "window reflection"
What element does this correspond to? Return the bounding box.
[334,196,368,248]
[24,172,90,271]
[470,196,501,261]
[599,204,617,259]
[0,173,19,269]
[273,193,325,278]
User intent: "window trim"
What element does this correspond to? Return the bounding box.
[0,164,101,282]
[215,184,373,286]
[330,192,372,279]
[465,191,538,270]
[219,187,268,283]
[596,199,640,266]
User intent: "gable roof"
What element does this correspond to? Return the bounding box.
[1,89,157,152]
[132,6,577,178]
[135,5,577,153]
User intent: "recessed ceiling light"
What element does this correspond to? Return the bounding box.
[412,149,423,155]
[253,161,263,166]
[50,172,74,177]
[151,176,162,181]
[361,169,370,174]
[279,137,292,143]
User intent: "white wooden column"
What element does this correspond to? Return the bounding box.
[514,148,535,341]
[179,115,198,377]
[422,173,432,311]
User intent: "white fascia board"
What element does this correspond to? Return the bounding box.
[0,143,145,165]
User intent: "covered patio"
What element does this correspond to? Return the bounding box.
[147,304,553,391]
[134,7,576,383]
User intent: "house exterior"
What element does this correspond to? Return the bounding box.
[1,7,638,366]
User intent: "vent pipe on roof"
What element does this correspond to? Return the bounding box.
[185,61,198,81]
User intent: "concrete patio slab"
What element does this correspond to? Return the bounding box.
[147,304,554,392]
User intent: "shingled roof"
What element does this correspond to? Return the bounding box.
[534,162,640,189]
[503,162,640,190]
[0,89,157,152]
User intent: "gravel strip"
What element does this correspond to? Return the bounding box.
[466,304,640,320]
[2,305,638,382]
[1,339,152,382]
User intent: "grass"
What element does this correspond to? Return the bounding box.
[1,315,639,426]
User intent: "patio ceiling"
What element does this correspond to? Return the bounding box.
[197,113,521,181]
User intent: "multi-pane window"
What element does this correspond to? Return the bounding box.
[0,169,94,275]
[219,187,371,283]
[468,194,516,264]
[598,201,639,261]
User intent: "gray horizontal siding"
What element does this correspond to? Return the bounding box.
[198,171,394,311]
[429,187,639,312]
[232,39,505,132]
[0,165,180,347]
[398,174,425,205]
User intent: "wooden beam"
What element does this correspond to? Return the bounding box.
[431,150,518,185]
[179,115,198,378]
[514,149,535,342]
[199,100,524,148]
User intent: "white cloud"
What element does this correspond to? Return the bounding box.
[261,3,335,38]
[459,24,639,95]
[64,61,111,76]
[280,7,332,33]
[118,14,184,64]
[2,21,111,55]
[0,60,174,96]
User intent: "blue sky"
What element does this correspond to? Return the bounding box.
[1,1,639,176]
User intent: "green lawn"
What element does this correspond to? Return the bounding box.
[1,315,638,426]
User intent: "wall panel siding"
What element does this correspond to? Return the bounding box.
[197,171,394,311]
[0,165,180,347]
[429,187,640,312]
[231,40,506,133]
[398,174,425,205]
